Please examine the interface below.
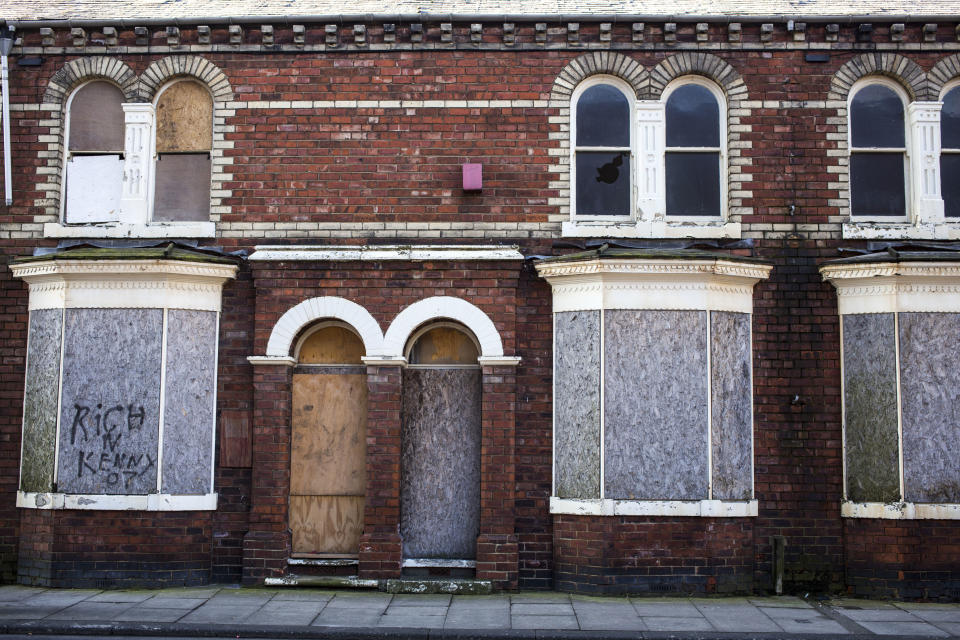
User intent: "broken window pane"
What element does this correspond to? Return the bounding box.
[576,84,630,148]
[850,153,906,216]
[851,84,905,148]
[576,152,631,216]
[68,82,125,152]
[666,84,720,148]
[665,152,721,216]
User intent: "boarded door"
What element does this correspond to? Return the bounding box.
[401,326,482,559]
[290,326,367,556]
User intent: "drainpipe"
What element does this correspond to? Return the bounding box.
[0,25,14,206]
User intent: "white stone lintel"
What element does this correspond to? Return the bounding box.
[477,356,522,367]
[17,491,218,511]
[820,261,960,314]
[841,500,960,520]
[10,258,237,312]
[537,257,771,314]
[550,497,758,518]
[247,355,297,367]
[44,221,216,239]
[249,244,524,262]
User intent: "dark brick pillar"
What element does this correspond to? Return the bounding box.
[476,362,519,589]
[358,362,403,579]
[242,362,292,584]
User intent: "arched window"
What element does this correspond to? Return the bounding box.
[64,81,125,223]
[153,80,214,222]
[941,82,960,218]
[849,80,909,218]
[664,79,724,217]
[572,78,633,218]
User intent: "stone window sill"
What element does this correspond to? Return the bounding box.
[562,220,741,239]
[841,500,960,519]
[550,497,757,517]
[44,221,216,239]
[17,491,218,511]
[842,222,960,240]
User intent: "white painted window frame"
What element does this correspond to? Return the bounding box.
[569,75,638,225]
[661,76,729,223]
[843,78,952,239]
[49,80,215,239]
[938,79,960,219]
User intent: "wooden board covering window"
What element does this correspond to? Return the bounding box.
[156,81,213,152]
[69,82,125,152]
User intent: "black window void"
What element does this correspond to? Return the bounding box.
[942,86,960,217]
[850,84,907,217]
[576,84,631,216]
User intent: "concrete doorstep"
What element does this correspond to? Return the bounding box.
[0,585,957,639]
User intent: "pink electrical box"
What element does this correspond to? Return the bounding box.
[462,163,482,191]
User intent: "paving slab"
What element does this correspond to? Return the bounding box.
[511,603,574,615]
[46,601,137,620]
[21,591,98,607]
[0,603,65,620]
[88,591,155,603]
[270,589,335,602]
[750,596,813,608]
[573,599,645,630]
[450,594,510,608]
[138,597,206,609]
[0,586,47,602]
[695,604,781,632]
[907,610,960,623]
[110,607,194,623]
[761,608,851,635]
[151,587,221,598]
[378,613,446,628]
[389,594,452,607]
[382,605,448,617]
[642,615,714,631]
[830,598,899,610]
[838,608,924,622]
[324,593,393,610]
[855,620,950,636]
[311,608,384,627]
[178,603,256,624]
[631,599,701,617]
[934,622,960,635]
[244,599,326,626]
[510,593,571,604]
[511,614,579,630]
[444,607,511,629]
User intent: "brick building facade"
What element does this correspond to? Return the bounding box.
[0,1,959,600]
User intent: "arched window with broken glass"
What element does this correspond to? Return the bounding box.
[572,78,634,218]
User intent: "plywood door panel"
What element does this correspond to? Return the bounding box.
[290,495,365,555]
[401,368,482,559]
[291,373,367,496]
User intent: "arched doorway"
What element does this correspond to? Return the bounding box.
[289,323,367,556]
[400,323,482,564]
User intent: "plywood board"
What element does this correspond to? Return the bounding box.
[69,82,124,151]
[65,155,122,223]
[299,326,365,364]
[408,327,479,365]
[156,81,213,152]
[291,373,367,496]
[153,154,211,222]
[290,495,364,555]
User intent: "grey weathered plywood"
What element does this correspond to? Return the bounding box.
[604,310,708,500]
[161,310,217,495]
[554,311,601,499]
[710,311,753,500]
[152,153,211,222]
[20,309,63,493]
[401,368,481,559]
[843,313,900,503]
[899,312,960,503]
[58,309,162,495]
[68,81,125,152]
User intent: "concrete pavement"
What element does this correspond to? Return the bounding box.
[0,584,957,638]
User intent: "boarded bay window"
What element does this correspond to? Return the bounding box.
[11,245,237,511]
[941,84,960,218]
[536,248,771,517]
[572,78,634,218]
[64,82,125,223]
[822,251,960,519]
[664,81,724,217]
[402,324,482,561]
[849,81,909,218]
[153,80,213,222]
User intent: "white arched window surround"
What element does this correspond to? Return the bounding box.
[661,76,728,222]
[570,75,638,222]
[847,77,912,222]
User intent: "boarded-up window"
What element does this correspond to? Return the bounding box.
[65,82,125,223]
[407,326,479,365]
[153,81,213,222]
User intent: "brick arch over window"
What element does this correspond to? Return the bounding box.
[551,52,649,100]
[828,53,927,101]
[382,297,505,359]
[647,53,747,101]
[928,54,960,100]
[139,56,234,102]
[43,57,138,104]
